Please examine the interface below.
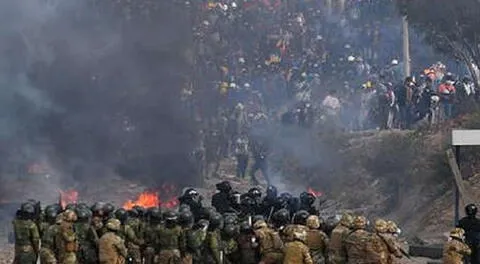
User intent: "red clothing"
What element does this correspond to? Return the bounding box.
[438,83,456,94]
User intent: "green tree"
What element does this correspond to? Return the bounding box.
[398,0,480,85]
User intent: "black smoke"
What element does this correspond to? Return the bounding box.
[0,0,201,189]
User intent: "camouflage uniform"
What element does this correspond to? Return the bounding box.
[119,223,144,264]
[253,220,283,264]
[343,216,370,264]
[283,228,313,264]
[383,221,402,264]
[40,223,59,264]
[75,222,98,264]
[184,226,207,264]
[56,211,78,264]
[368,220,402,264]
[282,224,308,243]
[144,222,162,264]
[13,218,40,264]
[203,229,223,264]
[306,216,329,264]
[223,237,239,264]
[99,219,128,264]
[328,214,352,264]
[155,225,183,264]
[443,228,471,264]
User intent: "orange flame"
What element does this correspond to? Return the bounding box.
[123,184,179,210]
[307,187,323,198]
[123,192,159,210]
[59,189,78,209]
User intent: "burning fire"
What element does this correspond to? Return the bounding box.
[123,191,159,210]
[123,184,179,209]
[307,187,323,198]
[59,189,79,209]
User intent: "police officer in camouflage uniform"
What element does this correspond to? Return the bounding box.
[203,213,224,264]
[13,203,40,264]
[328,213,352,264]
[144,208,163,264]
[253,219,284,264]
[178,210,195,264]
[155,211,183,264]
[305,215,329,264]
[75,208,98,264]
[283,225,313,264]
[115,208,144,264]
[222,224,240,263]
[99,218,128,264]
[343,216,370,264]
[39,207,60,264]
[56,210,78,264]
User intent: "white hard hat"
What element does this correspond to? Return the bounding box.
[238,57,245,64]
[316,35,323,40]
[347,56,355,62]
[231,2,237,8]
[301,72,307,78]
[229,83,236,88]
[244,83,251,88]
[391,59,399,65]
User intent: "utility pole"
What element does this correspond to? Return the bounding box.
[325,0,332,15]
[401,2,411,78]
[338,0,345,13]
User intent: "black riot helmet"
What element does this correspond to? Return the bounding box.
[216,181,232,193]
[76,208,91,223]
[272,208,290,227]
[45,207,59,223]
[115,208,128,224]
[248,187,262,199]
[466,204,478,217]
[163,211,178,226]
[293,210,310,225]
[20,203,35,219]
[149,208,163,223]
[128,208,139,218]
[182,188,202,203]
[300,192,315,205]
[223,224,239,238]
[209,213,224,230]
[133,206,146,218]
[179,210,194,227]
[103,203,115,217]
[240,221,253,234]
[91,202,105,217]
[266,185,278,199]
[224,214,237,226]
[65,203,77,211]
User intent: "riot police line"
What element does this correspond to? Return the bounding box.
[11,180,474,264]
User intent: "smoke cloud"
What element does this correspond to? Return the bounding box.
[0,0,199,201]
